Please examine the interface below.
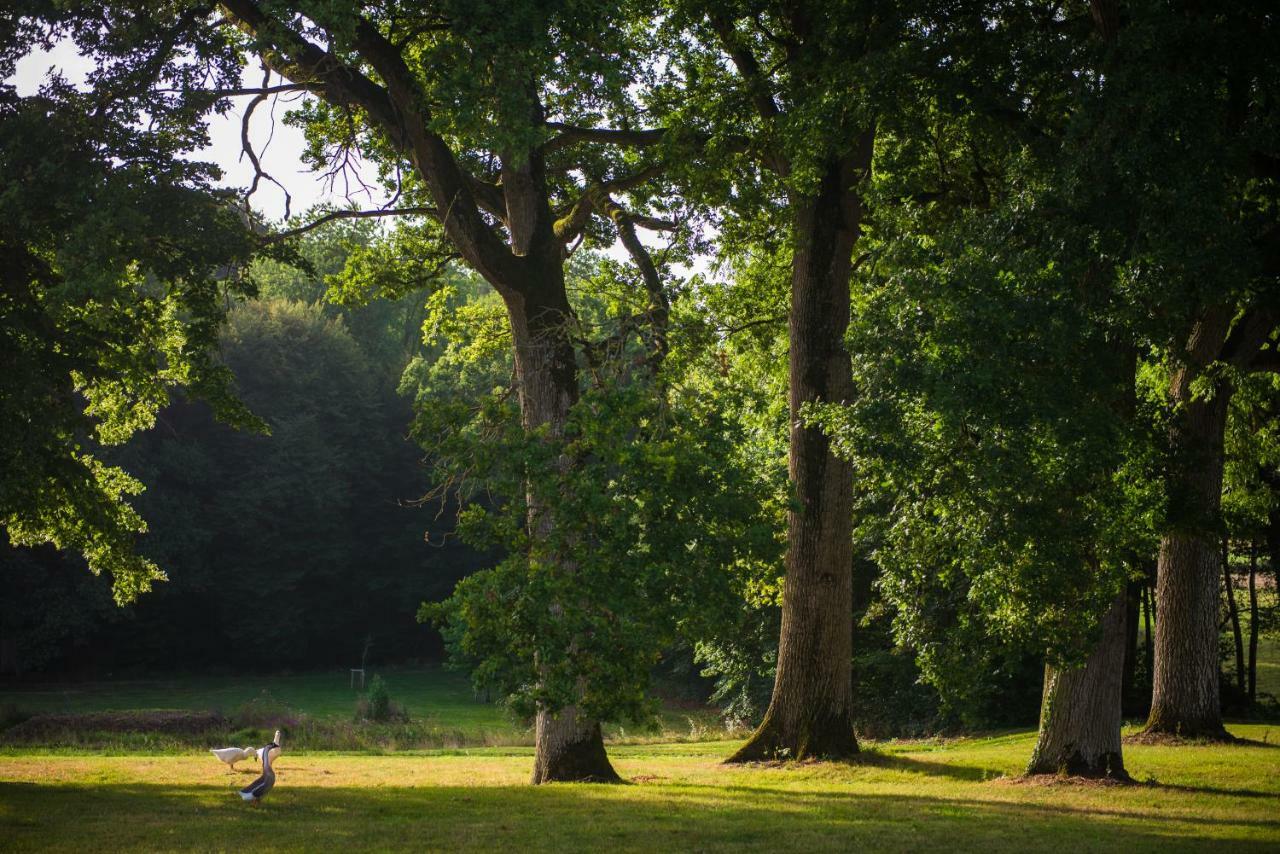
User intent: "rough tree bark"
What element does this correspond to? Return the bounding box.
[1027,594,1130,779]
[1143,300,1277,737]
[728,144,871,763]
[1145,350,1233,739]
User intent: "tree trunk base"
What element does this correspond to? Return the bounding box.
[1138,715,1232,742]
[531,710,620,784]
[725,708,859,764]
[1026,595,1131,783]
[1026,750,1131,781]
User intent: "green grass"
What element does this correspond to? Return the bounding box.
[0,667,506,726]
[1223,584,1280,700]
[0,667,728,749]
[1,725,1277,851]
[1259,636,1280,698]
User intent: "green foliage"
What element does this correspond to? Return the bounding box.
[2,287,487,672]
[356,675,406,723]
[249,214,437,376]
[1224,374,1280,539]
[424,378,777,725]
[367,675,392,722]
[410,255,779,725]
[0,8,260,602]
[111,298,476,667]
[8,0,1280,743]
[0,542,119,673]
[803,0,1279,708]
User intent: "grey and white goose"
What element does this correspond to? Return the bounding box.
[239,740,278,805]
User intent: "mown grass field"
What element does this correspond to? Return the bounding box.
[1,726,1277,852]
[2,634,1277,850]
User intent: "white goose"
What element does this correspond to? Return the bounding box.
[210,746,257,772]
[257,729,282,765]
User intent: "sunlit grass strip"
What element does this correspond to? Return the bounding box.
[0,726,1276,852]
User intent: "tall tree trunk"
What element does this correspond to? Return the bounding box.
[1143,579,1153,689]
[1248,541,1258,703]
[1223,536,1245,695]
[1122,576,1141,714]
[728,145,871,763]
[1027,594,1130,780]
[1144,372,1232,739]
[506,266,619,784]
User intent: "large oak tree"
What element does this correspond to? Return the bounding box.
[212,0,677,781]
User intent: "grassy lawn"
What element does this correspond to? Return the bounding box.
[0,667,725,748]
[0,667,507,727]
[0,725,1277,852]
[1256,637,1280,699]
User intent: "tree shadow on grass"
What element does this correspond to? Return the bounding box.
[855,751,1005,782]
[1227,737,1280,749]
[713,750,1005,783]
[665,782,1280,830]
[1146,781,1278,799]
[2,780,1277,852]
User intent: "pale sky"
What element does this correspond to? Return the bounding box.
[11,42,389,222]
[9,41,701,272]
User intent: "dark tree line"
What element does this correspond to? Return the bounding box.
[1,228,489,675]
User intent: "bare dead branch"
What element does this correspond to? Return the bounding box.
[240,65,293,218]
[261,205,438,245]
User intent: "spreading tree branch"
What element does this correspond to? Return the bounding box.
[553,163,667,244]
[543,123,668,155]
[219,1,520,286]
[261,205,439,245]
[708,14,781,121]
[589,187,671,369]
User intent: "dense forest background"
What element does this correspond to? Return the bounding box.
[8,214,1274,738]
[0,216,1047,735]
[0,222,492,675]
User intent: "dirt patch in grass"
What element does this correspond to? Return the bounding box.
[994,773,1133,789]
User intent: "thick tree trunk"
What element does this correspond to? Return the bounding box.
[506,263,619,784]
[1223,537,1245,695]
[728,146,870,763]
[531,707,618,784]
[1144,373,1232,739]
[1027,594,1130,779]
